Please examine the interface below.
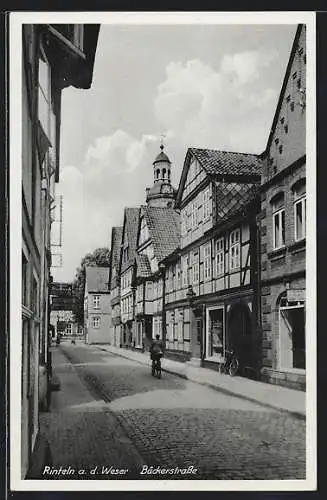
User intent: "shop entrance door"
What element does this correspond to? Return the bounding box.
[228,302,253,377]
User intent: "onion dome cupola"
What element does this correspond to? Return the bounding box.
[146,144,176,208]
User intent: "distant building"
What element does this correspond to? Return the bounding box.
[84,267,111,344]
[259,24,306,390]
[21,23,99,478]
[109,226,123,347]
[119,208,140,347]
[134,205,180,350]
[49,281,82,338]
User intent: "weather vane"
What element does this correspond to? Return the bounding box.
[160,133,166,150]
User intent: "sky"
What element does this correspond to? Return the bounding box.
[51,22,297,282]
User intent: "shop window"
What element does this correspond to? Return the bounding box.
[229,229,240,270]
[207,308,224,360]
[279,301,305,370]
[271,194,285,249]
[215,238,224,276]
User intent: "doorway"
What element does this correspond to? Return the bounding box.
[228,302,253,376]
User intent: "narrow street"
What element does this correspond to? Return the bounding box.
[38,342,306,481]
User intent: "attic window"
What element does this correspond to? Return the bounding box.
[284,124,289,134]
[279,145,283,155]
[275,138,279,145]
[292,72,297,80]
[298,47,304,56]
[280,117,285,125]
[269,157,274,166]
[286,95,291,103]
[290,102,295,112]
[297,78,301,89]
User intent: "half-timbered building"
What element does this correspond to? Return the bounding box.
[259,25,306,390]
[109,226,123,347]
[119,207,140,347]
[134,206,180,350]
[162,148,262,377]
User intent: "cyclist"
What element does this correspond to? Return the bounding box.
[150,334,164,375]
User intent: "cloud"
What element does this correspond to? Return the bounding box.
[154,51,278,153]
[52,131,161,281]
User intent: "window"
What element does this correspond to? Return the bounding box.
[168,313,175,341]
[215,238,224,276]
[176,262,181,289]
[192,252,199,284]
[191,201,198,228]
[181,211,186,236]
[203,242,212,281]
[92,316,100,329]
[22,253,28,306]
[293,181,306,241]
[177,312,184,342]
[66,323,72,335]
[272,194,285,249]
[229,229,240,270]
[203,187,211,219]
[93,295,100,309]
[182,255,189,287]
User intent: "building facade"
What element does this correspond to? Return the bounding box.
[84,267,111,344]
[21,24,99,478]
[119,208,140,347]
[109,226,123,347]
[259,24,306,390]
[161,148,262,376]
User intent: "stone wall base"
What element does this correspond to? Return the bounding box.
[261,367,306,391]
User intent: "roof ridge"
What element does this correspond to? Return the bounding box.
[191,147,261,157]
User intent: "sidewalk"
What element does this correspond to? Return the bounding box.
[95,344,306,419]
[28,346,144,479]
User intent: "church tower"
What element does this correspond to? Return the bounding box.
[145,144,176,207]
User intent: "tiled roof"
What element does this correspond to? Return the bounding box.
[111,227,123,268]
[215,182,259,223]
[85,266,109,292]
[136,254,152,278]
[144,207,180,263]
[190,148,262,177]
[121,207,140,273]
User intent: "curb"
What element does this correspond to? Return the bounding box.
[96,346,306,421]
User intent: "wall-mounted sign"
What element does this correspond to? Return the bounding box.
[287,288,305,303]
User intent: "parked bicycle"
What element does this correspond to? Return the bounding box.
[221,349,239,376]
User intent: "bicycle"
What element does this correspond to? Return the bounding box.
[151,353,163,379]
[221,349,239,376]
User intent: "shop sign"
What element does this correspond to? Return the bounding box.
[287,288,305,303]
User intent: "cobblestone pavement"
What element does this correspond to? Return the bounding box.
[46,343,306,480]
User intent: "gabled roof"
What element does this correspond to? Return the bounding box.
[264,24,303,156]
[85,266,109,293]
[175,147,262,207]
[190,148,262,177]
[136,254,152,278]
[109,226,123,289]
[215,182,259,224]
[120,207,140,273]
[143,206,180,263]
[111,226,123,269]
